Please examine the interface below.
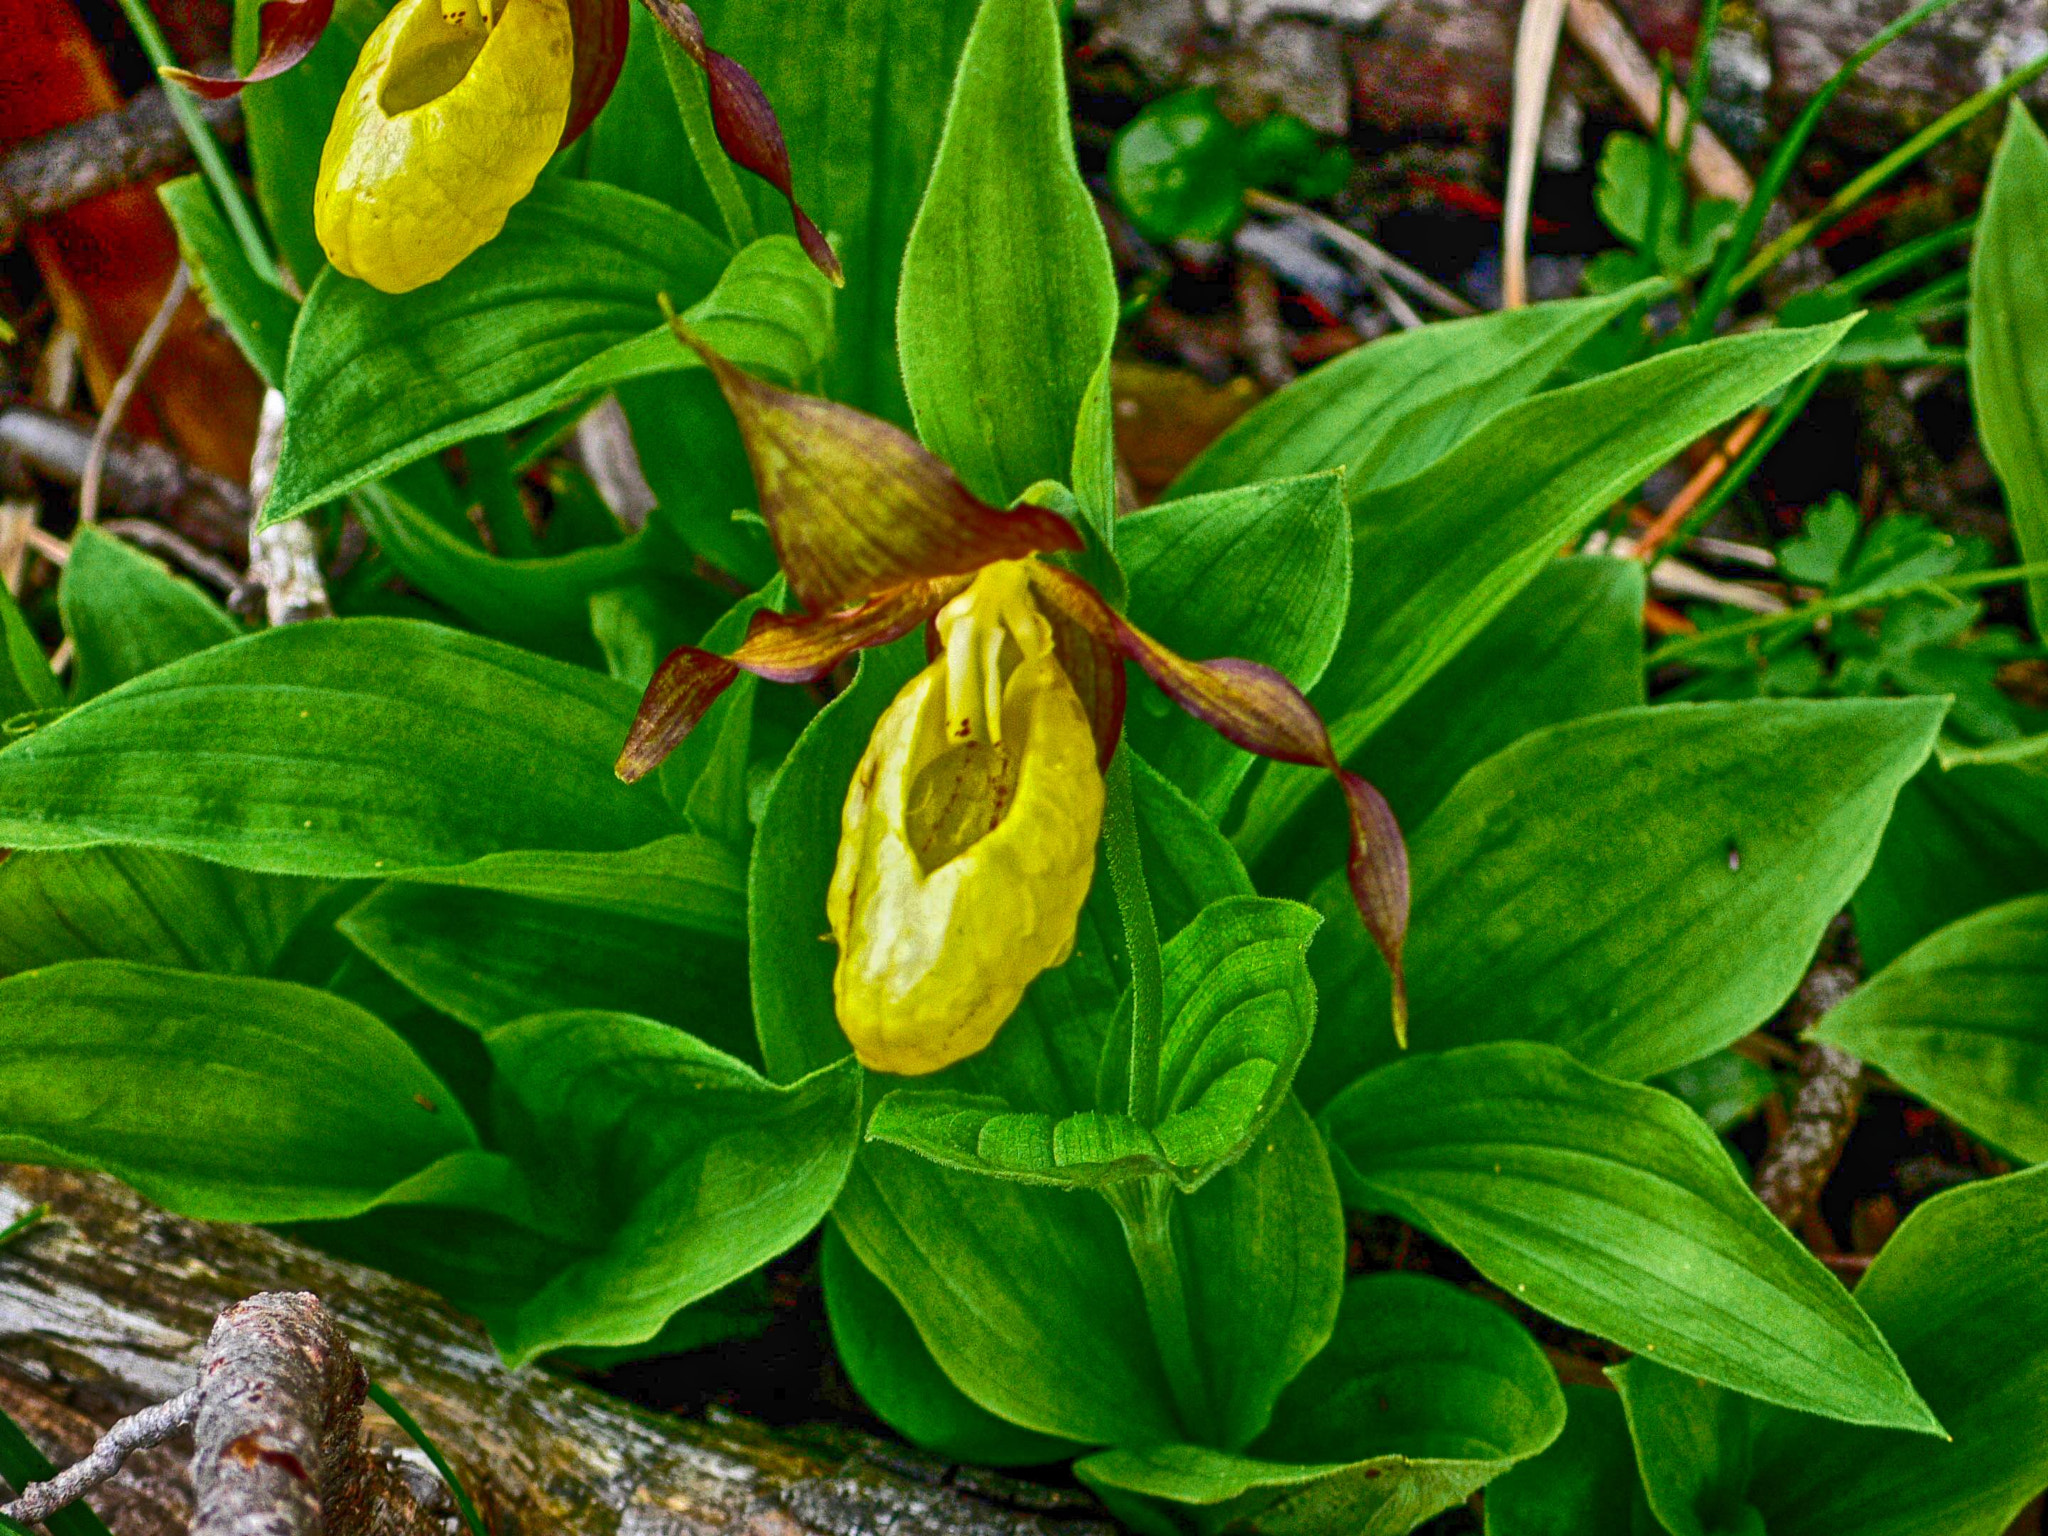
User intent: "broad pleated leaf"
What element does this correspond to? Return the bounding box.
[1321,1042,1938,1433]
[0,618,672,876]
[896,0,1116,506]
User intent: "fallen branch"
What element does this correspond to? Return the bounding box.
[0,77,243,251]
[0,404,251,554]
[3,1390,199,1527]
[1754,964,1864,1230]
[0,1165,1116,1536]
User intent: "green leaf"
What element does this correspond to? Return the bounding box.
[1079,1272,1563,1535]
[1168,286,1654,502]
[1748,1164,2048,1536]
[1234,320,1856,865]
[160,174,300,387]
[383,835,748,931]
[1320,1041,1939,1434]
[1852,759,2048,972]
[897,0,1117,506]
[0,960,476,1220]
[1813,893,2048,1160]
[0,582,62,716]
[1968,104,2048,635]
[1485,1386,1659,1536]
[478,1011,859,1364]
[59,525,239,700]
[1121,475,1350,816]
[339,884,755,1062]
[821,1224,1084,1466]
[870,897,1319,1191]
[1611,1360,1764,1536]
[689,0,981,422]
[1266,554,1645,925]
[838,1097,1339,1451]
[1303,698,1942,1095]
[272,194,828,521]
[1108,90,1246,243]
[0,618,672,877]
[0,847,337,979]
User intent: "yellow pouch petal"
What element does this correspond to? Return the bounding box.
[829,564,1105,1076]
[314,0,573,293]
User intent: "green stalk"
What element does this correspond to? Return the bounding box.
[1107,1178,1211,1436]
[1730,50,2048,300]
[1648,559,2048,667]
[1827,214,1977,300]
[112,0,282,291]
[366,1381,487,1536]
[1103,748,1165,1127]
[462,435,538,558]
[655,32,759,252]
[1686,0,1972,342]
[1650,357,1829,559]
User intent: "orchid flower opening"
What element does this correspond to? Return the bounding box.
[615,328,1411,1076]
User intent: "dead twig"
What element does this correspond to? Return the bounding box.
[245,390,331,626]
[1563,0,1753,204]
[1754,965,1865,1230]
[1245,190,1478,318]
[79,262,193,527]
[0,77,243,250]
[1,1390,202,1527]
[0,404,252,548]
[1632,408,1771,564]
[1234,259,1297,389]
[101,520,245,595]
[1504,0,1570,310]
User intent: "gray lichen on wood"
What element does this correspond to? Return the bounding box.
[0,1167,1114,1536]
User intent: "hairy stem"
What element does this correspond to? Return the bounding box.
[1108,1178,1210,1438]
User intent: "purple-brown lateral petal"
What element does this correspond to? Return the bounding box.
[674,329,1084,617]
[1027,564,1412,1041]
[161,0,334,97]
[638,0,843,286]
[616,580,962,783]
[562,0,632,146]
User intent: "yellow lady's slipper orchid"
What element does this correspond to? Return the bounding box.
[616,332,1411,1081]
[313,0,574,293]
[828,563,1105,1075]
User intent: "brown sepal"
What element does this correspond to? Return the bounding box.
[616,579,961,783]
[1027,564,1411,1040]
[160,0,334,97]
[637,0,844,285]
[673,327,1084,618]
[562,0,632,146]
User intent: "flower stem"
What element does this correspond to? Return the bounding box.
[1103,748,1164,1127]
[112,0,282,292]
[1108,1177,1210,1437]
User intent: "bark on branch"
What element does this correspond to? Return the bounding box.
[0,1166,1114,1536]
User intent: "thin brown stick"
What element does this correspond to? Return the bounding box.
[0,78,243,250]
[1754,965,1865,1229]
[1246,191,1478,318]
[101,520,245,595]
[1,1390,201,1525]
[1631,408,1770,563]
[1504,0,1570,310]
[79,262,192,527]
[1234,259,1297,390]
[1563,0,1754,204]
[0,405,253,547]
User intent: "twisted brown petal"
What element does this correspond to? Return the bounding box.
[639,0,843,285]
[616,579,963,783]
[1027,563,1411,1042]
[562,0,632,146]
[675,329,1084,617]
[161,0,334,97]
